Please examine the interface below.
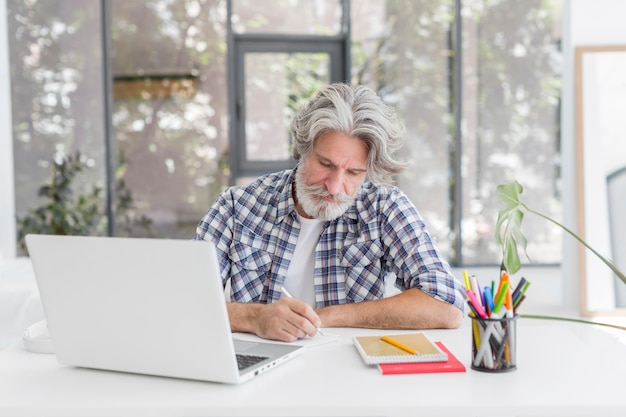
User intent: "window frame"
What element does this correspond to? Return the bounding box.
[226,0,351,182]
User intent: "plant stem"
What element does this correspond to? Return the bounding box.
[521,314,626,331]
[520,202,626,286]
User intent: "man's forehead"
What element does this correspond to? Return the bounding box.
[312,133,368,169]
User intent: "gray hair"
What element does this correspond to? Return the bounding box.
[290,83,406,186]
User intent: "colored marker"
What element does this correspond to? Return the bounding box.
[511,277,527,301]
[483,286,495,315]
[470,275,483,308]
[466,289,488,319]
[492,281,509,315]
[504,286,514,318]
[463,270,472,290]
[513,281,531,308]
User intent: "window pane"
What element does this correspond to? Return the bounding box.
[351,0,454,255]
[244,52,330,161]
[111,0,229,239]
[232,0,343,35]
[461,0,563,265]
[353,0,563,266]
[8,0,108,253]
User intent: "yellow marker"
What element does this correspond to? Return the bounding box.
[380,336,416,355]
[463,270,471,290]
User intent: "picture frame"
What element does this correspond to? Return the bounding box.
[575,45,626,316]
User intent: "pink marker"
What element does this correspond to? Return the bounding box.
[466,289,488,319]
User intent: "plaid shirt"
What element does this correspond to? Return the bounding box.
[194,169,465,312]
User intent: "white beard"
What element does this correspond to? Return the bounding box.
[294,167,357,221]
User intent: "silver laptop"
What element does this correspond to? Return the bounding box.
[25,234,303,384]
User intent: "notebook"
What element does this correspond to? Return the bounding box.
[25,234,304,384]
[377,342,465,374]
[353,332,448,365]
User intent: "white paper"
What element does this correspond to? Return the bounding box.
[232,330,341,349]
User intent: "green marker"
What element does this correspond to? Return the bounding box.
[492,281,509,315]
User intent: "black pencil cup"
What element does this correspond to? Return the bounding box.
[470,314,517,372]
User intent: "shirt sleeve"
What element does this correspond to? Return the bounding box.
[193,191,235,287]
[380,190,467,313]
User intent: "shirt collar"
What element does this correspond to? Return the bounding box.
[272,169,298,225]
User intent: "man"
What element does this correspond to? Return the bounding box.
[194,83,465,342]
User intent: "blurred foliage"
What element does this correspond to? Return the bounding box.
[8,0,563,265]
[17,151,154,255]
[350,0,562,265]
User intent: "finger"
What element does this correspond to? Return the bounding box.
[280,298,321,335]
[254,301,308,341]
[282,298,322,327]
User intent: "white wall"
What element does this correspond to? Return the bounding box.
[569,0,626,45]
[0,0,16,261]
[560,0,626,313]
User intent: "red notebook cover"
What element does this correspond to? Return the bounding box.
[377,342,466,375]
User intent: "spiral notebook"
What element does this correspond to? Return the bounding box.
[353,333,448,365]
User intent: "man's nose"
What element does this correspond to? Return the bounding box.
[325,170,344,196]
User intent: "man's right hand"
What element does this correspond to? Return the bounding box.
[227,298,322,342]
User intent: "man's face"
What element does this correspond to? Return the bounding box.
[294,131,368,221]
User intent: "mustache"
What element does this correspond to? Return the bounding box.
[301,183,353,204]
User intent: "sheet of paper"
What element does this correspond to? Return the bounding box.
[232,330,341,349]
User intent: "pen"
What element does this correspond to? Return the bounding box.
[380,335,416,355]
[280,287,326,336]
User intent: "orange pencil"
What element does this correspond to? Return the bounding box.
[380,336,416,355]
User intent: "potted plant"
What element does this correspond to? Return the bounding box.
[494,180,626,330]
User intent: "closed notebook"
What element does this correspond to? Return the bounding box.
[378,342,466,375]
[353,333,448,365]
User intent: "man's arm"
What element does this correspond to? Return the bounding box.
[227,298,322,342]
[315,288,463,330]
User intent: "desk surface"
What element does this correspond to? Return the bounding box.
[1,318,626,417]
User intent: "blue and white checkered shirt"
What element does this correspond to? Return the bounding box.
[194,169,465,312]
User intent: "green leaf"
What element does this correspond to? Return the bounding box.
[494,180,529,275]
[494,180,626,288]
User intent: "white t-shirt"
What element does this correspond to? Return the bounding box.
[282,215,324,307]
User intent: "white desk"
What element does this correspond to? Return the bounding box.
[0,257,43,350]
[0,318,625,417]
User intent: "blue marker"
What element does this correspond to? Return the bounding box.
[483,286,495,316]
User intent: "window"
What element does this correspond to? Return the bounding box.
[7,0,562,267]
[8,0,109,244]
[351,0,563,266]
[228,0,349,182]
[109,0,229,239]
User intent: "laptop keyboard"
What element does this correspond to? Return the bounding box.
[236,353,269,371]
